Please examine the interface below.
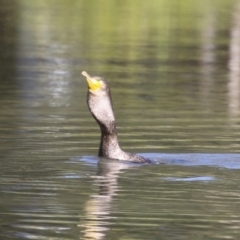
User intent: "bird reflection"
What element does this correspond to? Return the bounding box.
[79,158,137,240]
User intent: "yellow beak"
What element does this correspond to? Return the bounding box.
[82,71,102,91]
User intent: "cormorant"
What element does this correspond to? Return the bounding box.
[82,71,152,164]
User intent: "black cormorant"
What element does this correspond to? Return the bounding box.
[82,71,152,164]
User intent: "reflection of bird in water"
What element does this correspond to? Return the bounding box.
[79,159,134,240]
[82,71,152,164]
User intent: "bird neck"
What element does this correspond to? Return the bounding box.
[98,126,122,157]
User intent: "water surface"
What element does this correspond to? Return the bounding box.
[1,0,240,239]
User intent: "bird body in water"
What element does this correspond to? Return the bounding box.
[82,71,152,164]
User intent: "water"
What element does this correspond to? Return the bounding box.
[1,0,240,239]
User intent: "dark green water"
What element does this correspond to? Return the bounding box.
[1,0,240,239]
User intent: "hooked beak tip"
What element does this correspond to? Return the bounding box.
[82,71,91,79]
